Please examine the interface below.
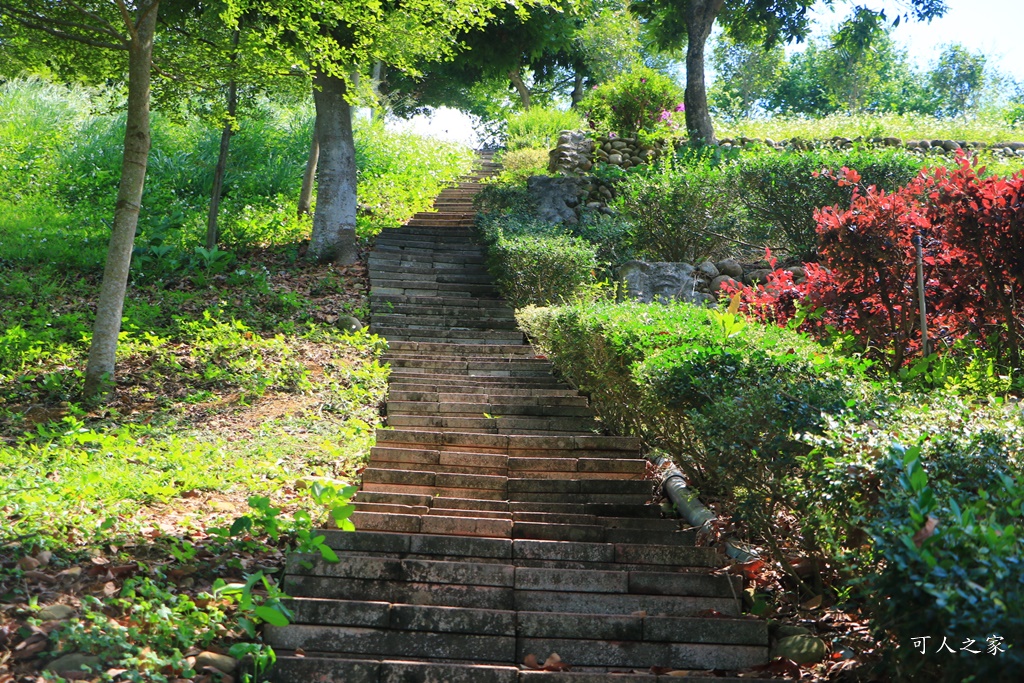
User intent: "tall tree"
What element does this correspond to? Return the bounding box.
[227,0,557,264]
[708,34,785,119]
[930,44,987,118]
[0,0,165,397]
[631,0,948,143]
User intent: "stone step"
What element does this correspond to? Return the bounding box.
[372,328,525,344]
[369,252,486,265]
[386,401,594,418]
[386,372,566,387]
[268,656,778,683]
[374,318,520,332]
[376,429,641,454]
[388,385,577,398]
[352,494,663,519]
[370,294,508,307]
[384,415,599,434]
[368,263,491,277]
[385,358,554,372]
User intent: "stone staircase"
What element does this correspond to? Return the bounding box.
[266,155,775,682]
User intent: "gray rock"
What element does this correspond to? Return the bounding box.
[771,634,828,664]
[715,258,743,279]
[38,604,76,621]
[617,261,703,304]
[46,653,101,674]
[195,651,238,673]
[527,175,583,225]
[697,261,719,279]
[786,266,806,280]
[744,268,773,285]
[607,153,623,164]
[337,315,363,333]
[942,140,961,152]
[710,275,736,293]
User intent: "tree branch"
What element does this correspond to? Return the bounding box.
[0,11,129,50]
[0,3,130,47]
[113,0,138,41]
[66,1,125,41]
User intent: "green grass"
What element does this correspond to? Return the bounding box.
[719,110,1024,144]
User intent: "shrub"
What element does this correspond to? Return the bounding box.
[735,147,923,259]
[495,147,550,183]
[616,156,739,262]
[732,158,1024,370]
[504,107,584,150]
[579,67,684,136]
[799,398,1024,682]
[489,234,598,308]
[518,301,868,506]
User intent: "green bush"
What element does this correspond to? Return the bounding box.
[495,147,550,183]
[489,235,598,309]
[579,67,685,136]
[616,156,740,262]
[518,301,868,504]
[800,398,1024,682]
[504,107,583,150]
[735,147,923,258]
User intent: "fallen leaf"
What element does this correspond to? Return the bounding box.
[35,551,53,566]
[17,556,40,571]
[523,654,540,669]
[912,515,939,547]
[802,594,823,610]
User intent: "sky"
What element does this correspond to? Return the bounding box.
[805,0,1024,80]
[393,0,1024,146]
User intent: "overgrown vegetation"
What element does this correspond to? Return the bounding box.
[0,77,476,681]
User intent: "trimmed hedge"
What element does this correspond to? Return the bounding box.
[489,234,598,309]
[520,300,1024,681]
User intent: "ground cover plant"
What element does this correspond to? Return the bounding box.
[0,77,474,681]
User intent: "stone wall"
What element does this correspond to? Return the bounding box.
[548,130,1024,176]
[617,258,806,308]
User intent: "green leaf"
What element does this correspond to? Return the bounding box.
[255,606,290,627]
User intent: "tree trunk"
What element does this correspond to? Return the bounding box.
[570,70,586,108]
[205,29,239,249]
[297,117,319,216]
[309,71,358,264]
[683,0,723,145]
[83,0,159,398]
[206,78,237,248]
[509,68,531,110]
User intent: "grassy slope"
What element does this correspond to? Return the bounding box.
[0,78,472,680]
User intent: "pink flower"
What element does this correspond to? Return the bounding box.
[659,110,672,122]
[675,102,685,112]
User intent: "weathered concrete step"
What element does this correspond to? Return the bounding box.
[373,328,525,344]
[384,415,599,434]
[385,341,531,356]
[374,317,520,331]
[386,375,565,391]
[373,242,486,255]
[386,401,594,418]
[384,358,554,372]
[388,386,577,398]
[370,305,517,320]
[268,657,778,683]
[267,656,520,683]
[266,623,515,662]
[389,392,584,405]
[370,283,500,296]
[376,430,641,454]
[369,252,486,265]
[368,264,491,278]
[368,451,644,477]
[515,638,766,671]
[371,294,508,307]
[353,494,662,519]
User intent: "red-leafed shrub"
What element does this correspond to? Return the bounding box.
[728,156,1024,369]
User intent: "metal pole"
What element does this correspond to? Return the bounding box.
[914,233,930,357]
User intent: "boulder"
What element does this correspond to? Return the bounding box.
[46,653,101,674]
[195,651,238,673]
[715,258,744,279]
[336,315,363,333]
[697,261,719,279]
[38,604,76,621]
[771,634,828,664]
[617,261,704,304]
[744,268,773,285]
[710,275,736,293]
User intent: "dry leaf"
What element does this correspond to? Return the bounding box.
[523,654,540,669]
[912,516,939,547]
[17,556,40,571]
[802,594,823,610]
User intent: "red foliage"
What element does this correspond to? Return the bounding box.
[729,155,1024,368]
